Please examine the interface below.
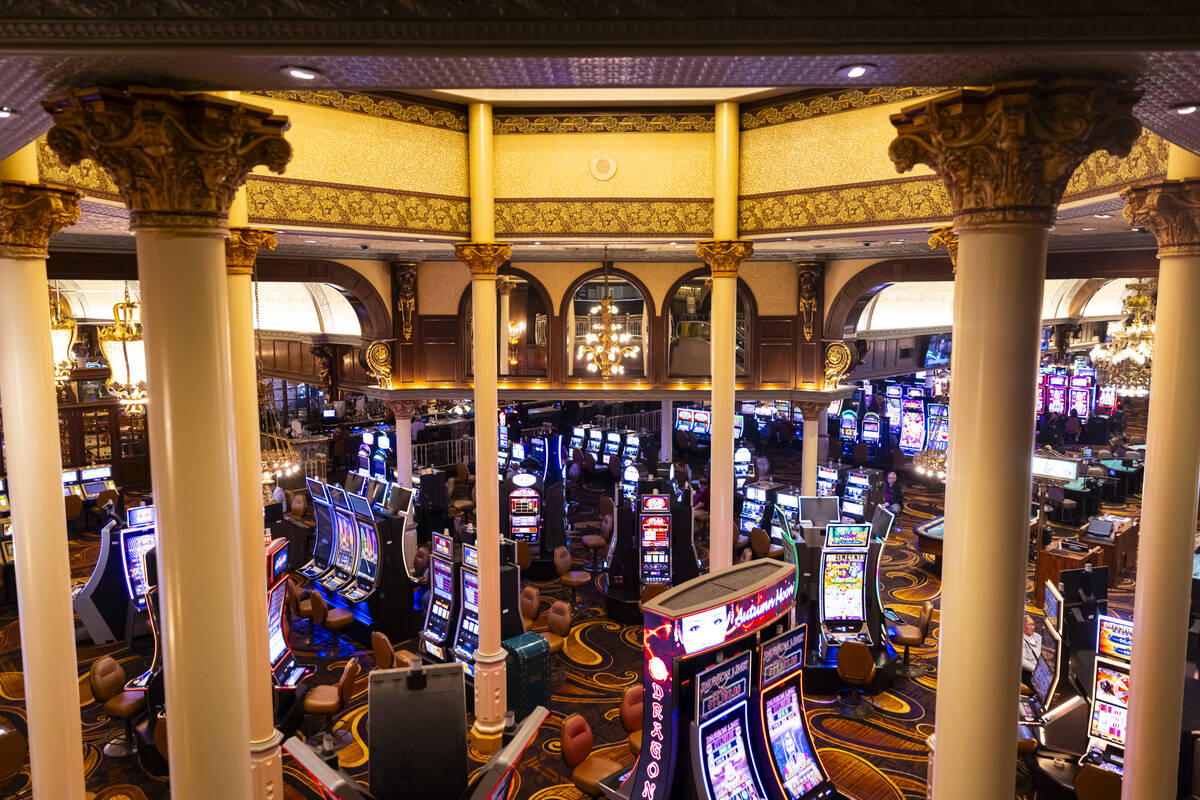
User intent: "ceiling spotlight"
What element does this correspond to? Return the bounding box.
[837,64,876,80]
[1171,103,1198,115]
[1093,214,1112,219]
[0,107,15,119]
[669,241,677,245]
[1081,227,1097,231]
[889,240,905,245]
[281,66,321,81]
[532,241,541,246]
[785,238,793,241]
[304,239,317,243]
[417,239,424,242]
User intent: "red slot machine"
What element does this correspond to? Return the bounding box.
[507,480,541,544]
[638,494,672,585]
[1045,374,1068,415]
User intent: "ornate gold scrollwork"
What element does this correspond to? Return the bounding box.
[454,241,511,278]
[1123,179,1200,258]
[927,225,959,271]
[225,227,277,275]
[823,342,853,390]
[364,340,393,389]
[395,263,417,341]
[0,180,81,258]
[696,239,753,276]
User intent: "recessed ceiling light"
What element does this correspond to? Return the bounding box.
[1170,103,1198,115]
[889,240,905,245]
[669,241,677,245]
[837,64,876,79]
[532,241,541,246]
[1093,214,1112,219]
[0,107,16,119]
[281,66,321,81]
[1081,227,1097,231]
[304,239,317,243]
[417,239,424,242]
[785,238,793,241]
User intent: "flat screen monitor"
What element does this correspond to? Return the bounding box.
[700,713,767,800]
[825,523,870,549]
[924,334,951,367]
[1097,615,1133,662]
[431,557,453,599]
[61,469,78,485]
[80,466,111,481]
[355,520,378,581]
[267,579,289,667]
[463,543,479,570]
[511,442,526,461]
[347,492,374,520]
[1044,582,1063,634]
[640,515,670,548]
[327,485,349,509]
[127,505,155,528]
[763,684,826,800]
[1032,657,1055,709]
[433,532,453,560]
[322,408,336,418]
[1089,660,1130,747]
[821,551,867,623]
[389,485,413,514]
[461,569,480,612]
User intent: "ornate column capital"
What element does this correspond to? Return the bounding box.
[696,239,753,276]
[796,401,827,422]
[225,227,277,275]
[43,87,291,232]
[927,225,959,270]
[497,275,516,296]
[889,80,1141,230]
[0,180,81,258]
[386,398,422,420]
[1123,179,1200,258]
[454,241,511,278]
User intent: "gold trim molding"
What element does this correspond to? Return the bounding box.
[741,176,950,234]
[251,90,467,132]
[740,87,950,131]
[495,197,711,237]
[494,111,714,134]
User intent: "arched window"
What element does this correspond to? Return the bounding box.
[666,272,749,377]
[462,273,551,377]
[566,271,648,378]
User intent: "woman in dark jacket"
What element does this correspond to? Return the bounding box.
[884,470,904,514]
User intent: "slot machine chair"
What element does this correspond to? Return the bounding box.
[371,631,419,670]
[455,461,475,489]
[582,515,610,573]
[287,579,315,637]
[65,494,86,535]
[560,713,622,798]
[537,600,572,658]
[89,655,147,757]
[620,685,643,756]
[309,592,354,650]
[554,546,590,608]
[1074,763,1121,800]
[749,527,785,560]
[836,641,878,719]
[520,586,543,632]
[1046,485,1078,525]
[0,723,27,791]
[889,601,935,678]
[303,657,361,756]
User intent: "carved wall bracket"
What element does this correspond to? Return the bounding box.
[696,239,754,276]
[927,225,959,270]
[43,87,291,231]
[0,180,81,258]
[454,241,511,278]
[394,262,418,341]
[1123,178,1200,258]
[795,261,821,342]
[889,80,1141,230]
[363,340,393,388]
[225,227,277,274]
[823,341,853,389]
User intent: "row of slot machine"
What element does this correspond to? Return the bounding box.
[812,465,884,522]
[354,428,394,484]
[1,466,118,567]
[601,560,849,800]
[881,385,950,457]
[835,408,884,460]
[1036,368,1115,420]
[568,424,642,468]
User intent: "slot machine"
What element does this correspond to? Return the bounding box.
[585,427,604,459]
[530,436,547,472]
[734,445,755,489]
[298,478,335,581]
[451,543,523,677]
[73,505,156,644]
[356,432,374,477]
[1036,373,1047,417]
[419,532,459,662]
[691,409,712,444]
[317,496,361,594]
[497,409,510,454]
[818,523,873,651]
[772,491,801,546]
[926,403,950,453]
[733,413,745,441]
[497,445,509,476]
[1069,375,1093,421]
[121,506,160,689]
[675,408,694,437]
[1096,385,1117,413]
[620,463,641,504]
[0,476,9,517]
[1045,374,1068,415]
[622,432,641,465]
[638,494,672,585]
[61,468,80,498]
[885,385,903,434]
[568,425,587,455]
[815,465,840,498]
[601,560,797,800]
[371,428,392,482]
[78,466,117,501]
[502,472,543,557]
[841,470,872,521]
[1078,615,1133,775]
[898,390,926,455]
[338,493,381,616]
[602,430,622,466]
[739,481,780,534]
[838,409,858,458]
[266,538,313,688]
[860,412,882,460]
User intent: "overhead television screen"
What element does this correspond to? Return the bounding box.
[924,334,951,367]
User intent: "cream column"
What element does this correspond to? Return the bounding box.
[1119,147,1200,800]
[226,215,284,800]
[889,80,1140,800]
[798,402,824,496]
[46,87,292,800]
[388,399,420,489]
[498,277,513,376]
[456,100,511,749]
[697,101,751,572]
[0,149,86,800]
[660,400,673,464]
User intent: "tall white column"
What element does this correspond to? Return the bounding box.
[798,402,823,496]
[0,153,86,800]
[889,80,1140,800]
[388,399,418,489]
[46,86,292,800]
[660,400,673,464]
[1119,148,1200,800]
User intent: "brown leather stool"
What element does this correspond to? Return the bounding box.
[371,631,419,670]
[0,721,27,788]
[620,685,643,756]
[538,600,572,656]
[303,658,361,756]
[835,641,877,719]
[555,546,590,608]
[582,531,608,572]
[889,601,934,678]
[520,585,543,632]
[89,655,146,757]
[286,579,315,639]
[310,592,354,650]
[560,713,621,798]
[1074,762,1122,800]
[749,527,784,560]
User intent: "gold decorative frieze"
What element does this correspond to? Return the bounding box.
[225,227,277,275]
[741,176,951,234]
[36,138,119,200]
[696,240,753,276]
[1066,130,1169,201]
[889,80,1141,230]
[247,176,469,235]
[252,90,467,132]
[44,87,292,231]
[455,242,512,278]
[495,198,711,238]
[0,180,81,258]
[740,87,950,131]
[1123,179,1200,258]
[494,111,714,134]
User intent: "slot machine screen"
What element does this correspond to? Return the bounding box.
[860,415,880,444]
[348,492,374,520]
[1098,386,1117,408]
[267,580,288,667]
[885,386,903,430]
[622,465,640,502]
[604,432,621,458]
[733,414,744,439]
[1069,389,1090,419]
[927,405,950,451]
[899,399,926,453]
[61,469,78,495]
[391,485,414,515]
[332,510,357,571]
[306,477,328,503]
[355,520,379,581]
[816,466,839,498]
[122,531,158,608]
[839,411,857,441]
[700,715,766,800]
[508,488,540,541]
[821,552,867,623]
[81,466,111,481]
[431,557,453,599]
[692,410,711,435]
[433,533,453,560]
[462,570,480,612]
[271,542,290,585]
[624,434,639,459]
[1097,616,1133,662]
[640,515,670,548]
[1044,582,1063,632]
[531,438,546,466]
[825,524,870,549]
[763,685,825,799]
[675,408,694,432]
[510,442,525,462]
[463,544,479,570]
[1032,657,1054,709]
[1089,661,1130,747]
[570,427,585,450]
[327,486,349,509]
[587,429,603,453]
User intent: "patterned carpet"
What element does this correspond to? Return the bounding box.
[0,428,1147,799]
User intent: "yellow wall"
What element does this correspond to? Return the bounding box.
[417,261,472,315]
[741,262,799,316]
[823,257,881,318]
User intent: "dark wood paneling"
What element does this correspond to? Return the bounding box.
[849,336,924,380]
[419,315,460,383]
[758,316,795,386]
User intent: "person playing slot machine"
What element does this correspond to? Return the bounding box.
[884,471,904,515]
[1021,614,1042,687]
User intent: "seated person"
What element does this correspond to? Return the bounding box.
[884,471,904,514]
[692,478,710,512]
[1020,614,1042,687]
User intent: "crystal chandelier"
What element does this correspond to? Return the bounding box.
[97,282,148,413]
[913,448,947,482]
[575,262,640,378]
[253,274,300,487]
[507,321,525,368]
[1090,278,1155,398]
[48,287,76,385]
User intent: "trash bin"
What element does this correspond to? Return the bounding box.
[502,632,550,723]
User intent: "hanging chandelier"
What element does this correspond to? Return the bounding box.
[507,321,525,368]
[48,287,76,385]
[97,282,148,413]
[253,272,300,487]
[913,448,947,482]
[575,260,640,378]
[1090,278,1155,398]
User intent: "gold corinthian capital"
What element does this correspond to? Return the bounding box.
[42,87,291,232]
[889,80,1141,230]
[225,227,278,275]
[455,242,512,278]
[696,239,754,276]
[1123,179,1200,259]
[0,180,81,259]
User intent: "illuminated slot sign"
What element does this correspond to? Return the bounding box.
[696,651,751,723]
[463,544,479,570]
[675,408,694,432]
[692,411,711,434]
[432,533,453,559]
[641,494,670,513]
[817,466,838,483]
[760,624,807,686]
[1097,615,1133,662]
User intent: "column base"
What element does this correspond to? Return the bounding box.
[250,730,284,800]
[471,647,508,752]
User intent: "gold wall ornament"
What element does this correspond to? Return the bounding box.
[889,80,1142,230]
[494,111,714,134]
[0,180,81,258]
[364,340,393,389]
[1122,179,1200,258]
[496,197,711,238]
[927,224,959,270]
[823,341,853,389]
[48,289,77,384]
[454,241,511,278]
[225,227,277,274]
[252,90,467,132]
[796,262,821,342]
[740,86,951,131]
[395,262,417,341]
[696,239,754,276]
[43,87,292,231]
